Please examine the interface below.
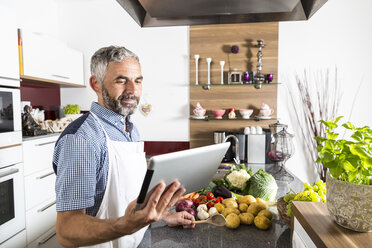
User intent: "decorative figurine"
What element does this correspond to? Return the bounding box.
[228,108,236,119]
[194,54,200,85]
[22,105,47,136]
[206,57,212,86]
[267,73,273,83]
[254,40,266,89]
[220,61,225,85]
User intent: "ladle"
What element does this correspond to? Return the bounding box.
[192,214,226,226]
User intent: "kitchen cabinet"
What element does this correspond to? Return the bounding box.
[21,29,85,87]
[22,135,59,247]
[0,230,27,248]
[291,201,372,248]
[0,2,20,87]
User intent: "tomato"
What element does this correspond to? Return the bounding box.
[207,192,215,200]
[214,198,220,204]
[199,195,207,201]
[207,201,214,209]
[217,196,224,202]
[193,199,201,207]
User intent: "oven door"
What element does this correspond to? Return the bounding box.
[0,87,21,148]
[0,162,25,244]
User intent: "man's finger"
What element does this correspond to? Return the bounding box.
[143,182,166,211]
[155,181,181,212]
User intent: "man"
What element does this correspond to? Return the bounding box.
[53,46,195,248]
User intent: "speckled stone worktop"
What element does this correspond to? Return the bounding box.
[138,164,303,248]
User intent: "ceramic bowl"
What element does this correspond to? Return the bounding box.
[239,109,253,119]
[212,109,226,119]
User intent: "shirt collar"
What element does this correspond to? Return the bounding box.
[90,102,133,133]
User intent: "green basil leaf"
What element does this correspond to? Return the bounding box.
[334,116,344,124]
[343,160,356,171]
[323,160,337,168]
[330,166,343,178]
[315,136,327,143]
[363,157,372,168]
[350,144,372,159]
[342,122,354,130]
[351,132,364,142]
[348,170,358,182]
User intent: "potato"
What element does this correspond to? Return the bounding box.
[245,195,257,205]
[221,207,235,217]
[256,198,268,209]
[214,203,225,213]
[247,202,265,216]
[237,196,247,204]
[222,207,240,217]
[257,209,273,220]
[238,203,248,213]
[254,215,271,230]
[225,213,240,229]
[222,198,238,209]
[239,212,254,225]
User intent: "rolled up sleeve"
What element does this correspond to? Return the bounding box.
[54,134,99,212]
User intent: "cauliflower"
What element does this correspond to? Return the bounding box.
[225,169,251,191]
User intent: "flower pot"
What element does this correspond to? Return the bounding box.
[326,172,372,232]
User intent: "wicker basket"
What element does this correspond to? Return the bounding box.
[277,196,291,227]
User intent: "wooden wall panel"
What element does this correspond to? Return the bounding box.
[189,23,279,148]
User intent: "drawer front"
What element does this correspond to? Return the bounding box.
[24,169,56,211]
[23,138,57,176]
[27,227,62,248]
[0,229,26,248]
[26,198,56,245]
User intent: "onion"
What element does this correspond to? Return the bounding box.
[182,198,194,208]
[176,198,194,212]
[184,207,196,217]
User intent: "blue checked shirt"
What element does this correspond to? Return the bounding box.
[53,102,141,216]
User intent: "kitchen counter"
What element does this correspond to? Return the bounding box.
[139,164,304,248]
[22,132,61,141]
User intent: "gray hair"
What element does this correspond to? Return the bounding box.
[90,46,140,85]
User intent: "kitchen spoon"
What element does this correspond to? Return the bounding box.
[192,214,226,226]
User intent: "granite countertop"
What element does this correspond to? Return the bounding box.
[139,164,304,248]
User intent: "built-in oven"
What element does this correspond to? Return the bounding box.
[0,86,22,148]
[0,144,25,244]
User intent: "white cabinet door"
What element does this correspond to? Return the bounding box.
[0,229,26,248]
[23,136,59,176]
[21,30,50,80]
[21,29,84,86]
[25,198,56,245]
[24,168,56,211]
[0,2,20,87]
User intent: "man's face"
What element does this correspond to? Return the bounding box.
[101,58,143,116]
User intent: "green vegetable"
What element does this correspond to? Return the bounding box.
[63,104,81,114]
[243,169,278,201]
[316,116,372,185]
[199,181,216,195]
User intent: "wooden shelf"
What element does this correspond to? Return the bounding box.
[190,116,278,121]
[21,75,86,88]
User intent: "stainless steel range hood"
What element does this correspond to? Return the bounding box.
[116,0,327,27]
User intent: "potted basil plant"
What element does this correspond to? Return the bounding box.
[315,116,372,232]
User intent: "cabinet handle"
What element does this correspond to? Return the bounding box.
[0,76,21,81]
[37,200,56,213]
[36,171,54,180]
[51,74,70,79]
[0,167,19,178]
[38,229,56,245]
[35,141,55,146]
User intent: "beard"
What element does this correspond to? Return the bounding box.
[102,85,140,116]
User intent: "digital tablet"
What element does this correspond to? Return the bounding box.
[135,142,230,210]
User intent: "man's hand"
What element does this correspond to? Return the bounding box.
[57,181,185,247]
[162,211,196,229]
[113,181,185,234]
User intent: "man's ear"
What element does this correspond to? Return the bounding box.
[89,76,101,95]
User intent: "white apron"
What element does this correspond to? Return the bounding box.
[86,113,148,248]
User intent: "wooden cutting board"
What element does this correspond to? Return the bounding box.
[292,201,372,248]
